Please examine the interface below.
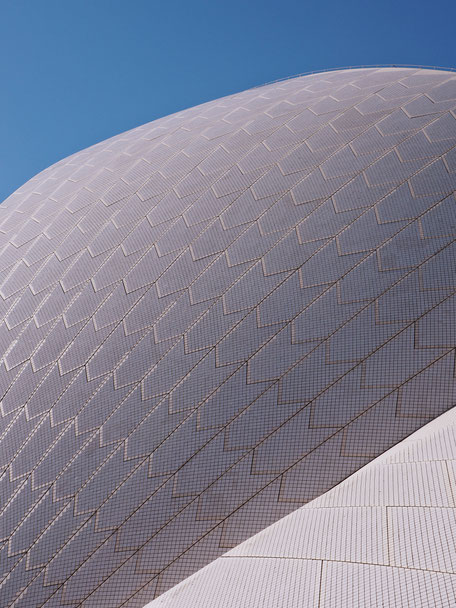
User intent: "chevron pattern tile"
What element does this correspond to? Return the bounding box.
[0,67,455,607]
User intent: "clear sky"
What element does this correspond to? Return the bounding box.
[1,0,455,202]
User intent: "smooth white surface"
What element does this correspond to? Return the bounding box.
[146,406,456,607]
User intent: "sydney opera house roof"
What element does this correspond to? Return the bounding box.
[146,405,456,608]
[0,66,455,607]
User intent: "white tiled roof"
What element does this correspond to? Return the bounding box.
[147,406,456,607]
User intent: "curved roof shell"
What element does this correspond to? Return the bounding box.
[0,67,455,607]
[146,406,456,608]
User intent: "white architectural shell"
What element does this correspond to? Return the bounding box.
[146,406,456,607]
[0,66,455,606]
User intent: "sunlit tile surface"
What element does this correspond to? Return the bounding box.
[147,407,456,608]
[0,67,455,607]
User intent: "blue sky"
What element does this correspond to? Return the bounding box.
[1,0,455,202]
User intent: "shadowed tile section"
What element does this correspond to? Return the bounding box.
[0,67,455,607]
